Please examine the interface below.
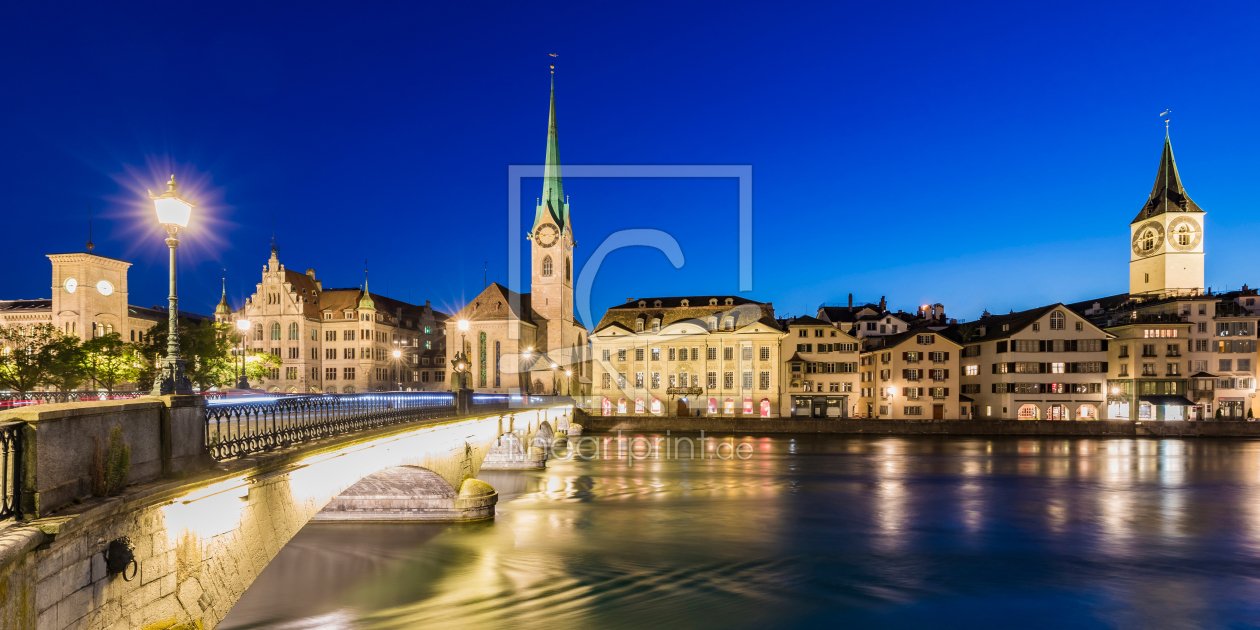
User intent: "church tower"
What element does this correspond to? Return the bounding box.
[1129,132,1206,297]
[530,73,575,354]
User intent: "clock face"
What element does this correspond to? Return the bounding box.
[1167,216,1202,251]
[96,280,114,296]
[64,278,78,294]
[1131,221,1165,257]
[535,224,559,248]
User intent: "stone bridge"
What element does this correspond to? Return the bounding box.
[0,395,572,630]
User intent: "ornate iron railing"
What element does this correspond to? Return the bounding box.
[0,422,21,521]
[0,391,150,409]
[206,392,457,460]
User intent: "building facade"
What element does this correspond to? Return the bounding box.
[780,315,860,417]
[957,304,1111,421]
[220,247,449,393]
[858,329,961,420]
[589,296,783,416]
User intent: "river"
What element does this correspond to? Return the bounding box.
[219,433,1260,629]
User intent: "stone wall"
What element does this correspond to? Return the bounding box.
[0,404,569,630]
[577,412,1260,438]
[0,395,208,520]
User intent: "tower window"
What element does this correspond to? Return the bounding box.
[542,256,553,277]
[565,258,571,281]
[1145,273,1150,284]
[1142,230,1157,252]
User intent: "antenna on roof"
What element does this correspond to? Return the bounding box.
[484,261,488,289]
[85,203,94,254]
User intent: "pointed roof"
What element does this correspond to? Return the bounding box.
[358,279,376,310]
[215,278,231,315]
[532,74,568,233]
[1132,135,1203,223]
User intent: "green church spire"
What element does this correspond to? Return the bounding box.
[533,72,568,233]
[215,276,231,315]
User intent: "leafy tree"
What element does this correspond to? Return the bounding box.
[136,318,275,390]
[81,333,141,394]
[0,323,63,392]
[44,334,88,392]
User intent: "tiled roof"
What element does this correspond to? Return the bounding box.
[452,283,533,323]
[1132,136,1203,223]
[783,315,829,327]
[0,299,52,312]
[594,296,779,334]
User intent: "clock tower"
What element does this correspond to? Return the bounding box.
[530,73,575,356]
[1129,132,1206,298]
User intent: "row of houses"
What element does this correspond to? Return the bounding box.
[585,290,1260,421]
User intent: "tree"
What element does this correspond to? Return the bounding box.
[81,333,140,394]
[44,334,87,392]
[243,351,282,389]
[136,318,241,390]
[0,323,62,392]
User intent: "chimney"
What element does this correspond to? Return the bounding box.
[626,298,634,304]
[949,318,957,325]
[934,302,945,321]
[848,293,853,311]
[425,300,431,307]
[879,295,886,311]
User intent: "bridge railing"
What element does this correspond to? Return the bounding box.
[206,392,457,460]
[0,390,151,410]
[0,422,20,521]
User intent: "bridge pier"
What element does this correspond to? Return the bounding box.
[313,466,496,522]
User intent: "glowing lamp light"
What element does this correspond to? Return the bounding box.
[565,370,572,377]
[392,350,401,358]
[551,363,558,370]
[1111,387,1120,394]
[150,175,194,228]
[457,319,469,331]
[236,319,251,331]
[458,363,465,371]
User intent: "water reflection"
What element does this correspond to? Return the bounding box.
[221,435,1260,629]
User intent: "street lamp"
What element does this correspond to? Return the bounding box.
[235,318,251,390]
[521,346,532,396]
[565,369,572,396]
[392,349,402,391]
[150,175,194,395]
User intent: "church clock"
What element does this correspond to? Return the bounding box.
[1166,216,1202,252]
[1131,221,1165,257]
[535,224,558,248]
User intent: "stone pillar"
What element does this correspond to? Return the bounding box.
[456,388,474,416]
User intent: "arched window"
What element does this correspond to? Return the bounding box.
[270,322,281,340]
[635,318,645,332]
[650,398,662,414]
[617,398,627,414]
[1049,310,1065,330]
[651,318,661,333]
[289,322,299,339]
[1175,224,1193,246]
[708,397,718,413]
[602,398,612,416]
[542,256,553,277]
[254,324,263,341]
[707,316,718,330]
[105,324,113,335]
[723,317,735,331]
[635,398,644,413]
[1142,229,1157,252]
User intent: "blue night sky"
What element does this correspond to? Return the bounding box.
[2,1,1258,326]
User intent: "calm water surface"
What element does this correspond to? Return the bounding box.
[220,434,1260,629]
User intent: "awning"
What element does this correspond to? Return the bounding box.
[1190,371,1217,378]
[1139,395,1194,406]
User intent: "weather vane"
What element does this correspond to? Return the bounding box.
[1160,109,1172,134]
[550,53,557,73]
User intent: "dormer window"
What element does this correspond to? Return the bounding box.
[651,318,661,333]
[653,300,662,308]
[724,298,734,306]
[709,299,718,306]
[723,317,735,331]
[636,318,645,332]
[638,300,647,308]
[324,313,332,320]
[707,316,718,330]
[345,310,353,318]
[680,299,689,307]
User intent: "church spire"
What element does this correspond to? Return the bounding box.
[215,275,231,315]
[533,71,568,233]
[1133,133,1202,222]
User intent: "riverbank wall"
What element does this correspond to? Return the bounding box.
[576,412,1260,438]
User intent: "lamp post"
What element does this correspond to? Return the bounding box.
[565,369,572,397]
[522,346,532,397]
[235,319,251,389]
[550,362,558,396]
[150,175,194,396]
[392,348,402,391]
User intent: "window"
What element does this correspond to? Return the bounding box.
[708,347,718,360]
[325,348,335,359]
[1142,344,1156,357]
[724,347,734,361]
[916,334,934,345]
[602,349,611,361]
[1198,322,1207,333]
[759,371,770,389]
[343,367,355,380]
[723,318,734,331]
[1167,363,1180,376]
[724,372,734,388]
[1032,323,1040,332]
[668,347,676,361]
[288,322,299,340]
[904,406,922,416]
[1240,359,1252,371]
[635,318,644,332]
[618,349,627,361]
[1051,362,1065,374]
[1119,363,1129,376]
[814,329,824,338]
[1075,322,1083,331]
[742,346,753,361]
[651,319,661,333]
[542,255,553,277]
[326,367,337,380]
[1220,359,1233,371]
[1050,310,1065,330]
[651,348,660,361]
[742,371,753,389]
[906,369,920,381]
[651,372,660,388]
[1119,345,1129,358]
[617,372,626,388]
[343,330,355,341]
[965,365,978,376]
[798,329,808,338]
[635,348,645,361]
[602,373,611,388]
[285,366,298,380]
[635,372,644,387]
[344,348,355,359]
[708,372,717,389]
[1142,363,1156,376]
